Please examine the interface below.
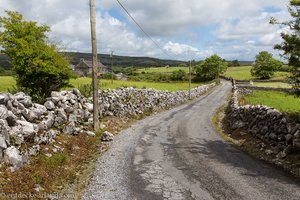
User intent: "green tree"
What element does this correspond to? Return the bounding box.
[194,54,227,82]
[270,0,300,95]
[170,69,186,81]
[178,63,187,68]
[229,59,240,67]
[102,72,117,80]
[251,51,282,79]
[0,11,73,101]
[0,66,4,74]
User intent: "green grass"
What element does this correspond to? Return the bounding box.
[224,66,291,80]
[70,77,201,91]
[253,82,292,88]
[0,76,16,92]
[137,67,189,74]
[243,90,300,112]
[0,76,202,93]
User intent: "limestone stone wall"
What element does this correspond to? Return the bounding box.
[228,82,300,157]
[0,82,216,171]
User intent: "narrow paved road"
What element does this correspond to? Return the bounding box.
[82,81,300,200]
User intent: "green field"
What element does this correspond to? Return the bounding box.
[0,76,202,93]
[253,82,292,88]
[224,66,290,80]
[137,67,189,74]
[243,90,300,112]
[0,76,16,92]
[70,78,200,91]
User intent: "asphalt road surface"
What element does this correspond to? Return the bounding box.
[82,81,300,200]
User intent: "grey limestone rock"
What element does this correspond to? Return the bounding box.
[0,119,10,142]
[0,105,8,120]
[17,120,36,140]
[6,110,17,126]
[86,131,96,137]
[29,145,40,156]
[32,103,47,119]
[0,135,7,149]
[22,108,38,122]
[19,97,32,108]
[63,122,76,135]
[101,131,114,142]
[44,100,55,110]
[14,92,26,101]
[72,88,81,97]
[85,103,94,112]
[54,108,67,127]
[0,93,10,105]
[3,146,23,171]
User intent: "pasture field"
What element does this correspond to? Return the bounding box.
[137,67,189,74]
[224,66,291,80]
[253,82,292,88]
[242,90,300,112]
[0,76,16,92]
[70,77,201,91]
[0,76,202,93]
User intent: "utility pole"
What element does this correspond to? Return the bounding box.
[218,62,220,80]
[189,60,192,100]
[110,50,114,84]
[89,0,100,131]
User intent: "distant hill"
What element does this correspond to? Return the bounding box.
[0,52,186,69]
[64,52,186,68]
[0,52,254,69]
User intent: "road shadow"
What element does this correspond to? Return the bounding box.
[173,139,300,186]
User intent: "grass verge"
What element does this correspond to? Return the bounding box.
[0,133,103,199]
[0,115,150,200]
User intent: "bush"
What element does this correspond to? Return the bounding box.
[170,69,187,81]
[78,83,93,98]
[251,51,282,79]
[278,65,293,72]
[0,11,73,102]
[0,67,4,74]
[229,59,240,67]
[102,72,117,80]
[113,67,138,76]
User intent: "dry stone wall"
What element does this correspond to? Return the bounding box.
[228,82,300,157]
[0,83,215,171]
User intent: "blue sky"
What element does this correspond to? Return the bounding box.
[0,0,291,61]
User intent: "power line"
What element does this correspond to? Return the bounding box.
[115,0,172,58]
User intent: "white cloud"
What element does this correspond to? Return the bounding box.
[164,41,213,59]
[102,0,287,36]
[164,42,198,55]
[216,11,289,41]
[0,0,292,60]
